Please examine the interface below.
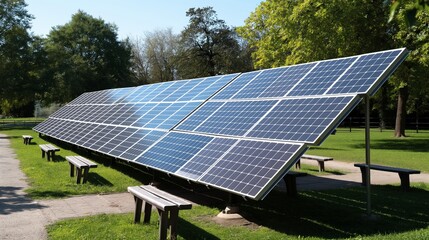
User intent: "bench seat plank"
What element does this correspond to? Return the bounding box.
[354,163,420,191]
[66,156,97,184]
[128,185,192,240]
[39,144,60,161]
[22,135,33,145]
[128,186,177,211]
[141,185,192,210]
[297,154,334,172]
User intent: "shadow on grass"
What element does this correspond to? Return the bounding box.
[178,218,220,240]
[87,172,113,186]
[52,155,66,162]
[0,186,47,215]
[239,185,429,239]
[352,138,429,153]
[26,190,73,199]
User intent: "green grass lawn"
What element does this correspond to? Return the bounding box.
[307,128,429,172]
[47,185,429,240]
[0,129,145,199]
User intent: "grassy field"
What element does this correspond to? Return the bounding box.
[307,128,429,172]
[47,185,429,239]
[0,128,145,199]
[2,127,429,239]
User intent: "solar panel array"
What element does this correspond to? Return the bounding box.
[34,48,408,200]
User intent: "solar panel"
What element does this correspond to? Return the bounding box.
[136,132,213,172]
[175,138,238,180]
[326,49,405,95]
[246,96,360,144]
[198,140,306,199]
[176,100,277,136]
[34,48,408,201]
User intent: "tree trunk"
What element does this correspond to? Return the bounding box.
[394,86,408,137]
[378,85,388,131]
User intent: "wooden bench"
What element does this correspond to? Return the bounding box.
[22,135,33,145]
[296,154,333,172]
[39,144,60,161]
[354,163,421,191]
[283,171,307,197]
[128,185,192,240]
[66,156,97,184]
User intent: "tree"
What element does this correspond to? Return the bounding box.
[0,0,35,116]
[44,11,134,103]
[130,29,179,84]
[389,0,429,26]
[390,4,429,136]
[238,0,390,68]
[176,7,252,79]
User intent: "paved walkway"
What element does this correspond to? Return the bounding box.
[1,133,429,239]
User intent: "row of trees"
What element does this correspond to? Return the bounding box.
[1,1,252,116]
[1,0,428,136]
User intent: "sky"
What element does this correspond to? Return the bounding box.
[25,0,263,39]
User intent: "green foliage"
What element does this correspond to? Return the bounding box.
[176,7,252,78]
[238,0,390,68]
[44,11,134,103]
[389,0,429,26]
[0,0,36,115]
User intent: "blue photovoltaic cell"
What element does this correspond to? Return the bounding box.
[199,140,303,198]
[163,79,201,101]
[175,138,237,180]
[327,49,404,95]
[66,123,98,143]
[119,130,166,161]
[117,103,148,126]
[88,126,126,151]
[99,128,139,154]
[175,102,224,131]
[132,103,171,128]
[287,57,357,96]
[177,100,277,136]
[232,63,317,99]
[156,102,202,129]
[247,96,357,143]
[212,71,261,100]
[190,74,239,101]
[136,132,213,173]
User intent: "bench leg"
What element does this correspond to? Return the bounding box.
[133,197,143,223]
[170,209,179,240]
[47,151,51,161]
[23,138,27,144]
[284,175,298,197]
[51,151,56,161]
[158,210,169,240]
[295,160,301,169]
[318,161,325,172]
[82,167,90,184]
[359,167,367,186]
[76,168,82,184]
[69,163,75,177]
[398,173,411,191]
[143,202,152,223]
[41,150,45,158]
[28,139,32,144]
